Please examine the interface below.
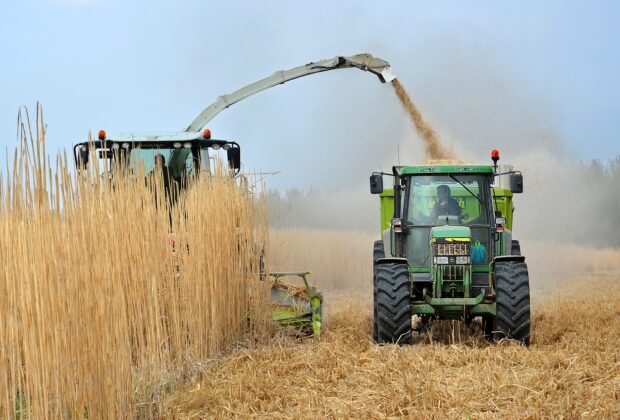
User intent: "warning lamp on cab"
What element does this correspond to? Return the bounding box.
[98,130,106,140]
[491,149,500,172]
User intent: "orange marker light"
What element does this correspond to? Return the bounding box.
[203,128,211,139]
[98,130,106,140]
[491,149,500,169]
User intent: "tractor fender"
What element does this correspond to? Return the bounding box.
[491,255,525,269]
[376,257,408,266]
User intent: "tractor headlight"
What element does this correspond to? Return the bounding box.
[434,256,449,265]
[455,256,470,264]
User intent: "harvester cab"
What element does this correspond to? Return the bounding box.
[73,129,241,181]
[370,152,530,345]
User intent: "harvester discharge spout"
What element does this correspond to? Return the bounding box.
[186,53,396,132]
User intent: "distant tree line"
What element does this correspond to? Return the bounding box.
[576,156,620,246]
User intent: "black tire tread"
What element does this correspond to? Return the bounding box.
[375,263,412,344]
[494,260,531,345]
[373,240,385,262]
[372,241,385,341]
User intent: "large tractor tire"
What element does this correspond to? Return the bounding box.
[493,260,531,345]
[511,240,521,256]
[372,240,385,341]
[375,263,412,344]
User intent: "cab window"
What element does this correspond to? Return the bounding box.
[407,174,489,226]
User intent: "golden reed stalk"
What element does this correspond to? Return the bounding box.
[0,104,269,417]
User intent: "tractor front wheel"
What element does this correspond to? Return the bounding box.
[493,260,531,345]
[375,263,412,344]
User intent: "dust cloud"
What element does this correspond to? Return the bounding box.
[391,79,449,160]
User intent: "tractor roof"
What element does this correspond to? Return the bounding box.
[400,165,494,175]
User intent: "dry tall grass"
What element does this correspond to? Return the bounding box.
[169,228,620,417]
[0,106,269,417]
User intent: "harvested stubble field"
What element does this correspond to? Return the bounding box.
[166,229,620,418]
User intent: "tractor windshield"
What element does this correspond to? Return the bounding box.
[405,174,492,267]
[406,174,489,226]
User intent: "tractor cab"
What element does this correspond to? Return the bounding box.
[73,129,241,182]
[369,153,530,345]
[403,169,495,269]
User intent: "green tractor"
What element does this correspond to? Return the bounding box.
[369,151,530,345]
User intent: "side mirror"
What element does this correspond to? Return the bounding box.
[370,174,383,194]
[76,146,89,169]
[227,147,241,171]
[510,173,523,193]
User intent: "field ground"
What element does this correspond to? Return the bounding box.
[164,230,620,418]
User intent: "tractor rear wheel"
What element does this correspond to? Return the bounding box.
[375,263,412,344]
[372,241,385,341]
[493,260,531,345]
[511,240,521,256]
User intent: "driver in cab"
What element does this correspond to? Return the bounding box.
[412,184,462,224]
[432,184,462,218]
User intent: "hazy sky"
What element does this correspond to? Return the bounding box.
[1,0,618,189]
